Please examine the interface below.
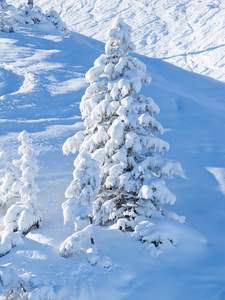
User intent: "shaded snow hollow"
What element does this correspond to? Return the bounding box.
[0,21,225,299]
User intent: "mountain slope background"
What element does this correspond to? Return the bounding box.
[0,3,225,300]
[8,0,225,82]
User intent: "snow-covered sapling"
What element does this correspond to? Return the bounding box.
[0,151,21,209]
[63,17,185,251]
[0,0,19,32]
[0,1,6,31]
[60,150,100,257]
[46,9,70,37]
[4,130,41,235]
[0,0,10,32]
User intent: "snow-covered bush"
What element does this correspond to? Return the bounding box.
[60,150,100,257]
[60,224,94,258]
[63,17,184,251]
[0,263,70,300]
[3,130,41,235]
[0,263,26,299]
[0,0,6,31]
[0,1,70,36]
[0,230,23,257]
[14,5,46,25]
[0,0,16,32]
[0,151,21,209]
[14,4,70,36]
[46,9,70,37]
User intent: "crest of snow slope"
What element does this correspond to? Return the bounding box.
[10,0,225,82]
[0,22,225,299]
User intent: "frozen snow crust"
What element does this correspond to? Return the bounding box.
[0,15,225,300]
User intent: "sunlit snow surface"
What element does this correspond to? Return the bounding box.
[8,0,225,82]
[0,22,225,299]
[207,168,225,195]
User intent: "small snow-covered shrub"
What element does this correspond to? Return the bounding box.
[0,0,6,31]
[0,230,23,257]
[0,1,70,36]
[0,131,40,257]
[60,150,100,257]
[0,264,69,299]
[15,5,46,25]
[59,224,94,258]
[0,263,26,299]
[46,9,70,37]
[16,5,70,36]
[0,151,21,209]
[62,17,185,252]
[62,150,100,226]
[0,0,16,32]
[3,130,41,236]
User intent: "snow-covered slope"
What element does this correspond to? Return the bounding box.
[9,0,225,82]
[0,20,225,299]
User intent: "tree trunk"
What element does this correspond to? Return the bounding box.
[28,0,33,9]
[89,216,94,245]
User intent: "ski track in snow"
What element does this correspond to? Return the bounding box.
[0,116,81,123]
[9,0,225,82]
[0,26,87,157]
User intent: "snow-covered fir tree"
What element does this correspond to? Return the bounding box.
[0,151,21,209]
[60,150,100,257]
[4,130,41,235]
[0,0,14,32]
[63,17,184,250]
[45,9,70,37]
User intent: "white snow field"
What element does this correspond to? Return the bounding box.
[8,0,225,82]
[0,16,225,300]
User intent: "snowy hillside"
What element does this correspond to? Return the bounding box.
[1,10,225,300]
[8,0,225,82]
